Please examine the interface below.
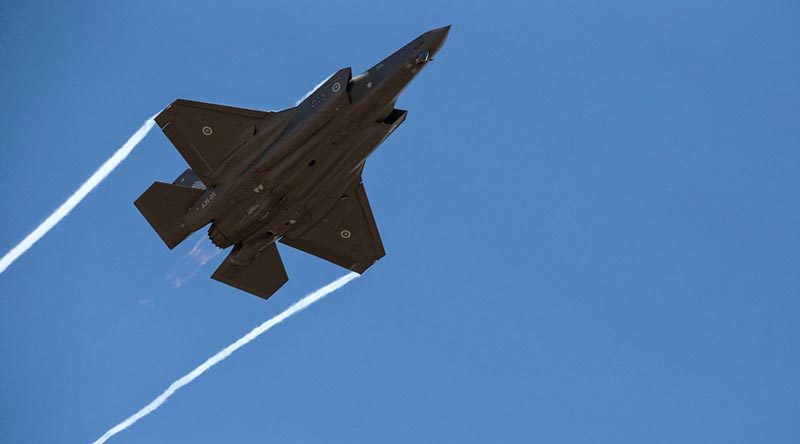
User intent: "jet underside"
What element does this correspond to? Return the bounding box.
[134,26,450,300]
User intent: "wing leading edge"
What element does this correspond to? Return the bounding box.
[155,99,272,186]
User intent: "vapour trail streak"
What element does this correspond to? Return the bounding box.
[0,115,158,275]
[92,272,360,444]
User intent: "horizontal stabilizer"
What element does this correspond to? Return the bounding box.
[134,182,204,249]
[212,243,288,300]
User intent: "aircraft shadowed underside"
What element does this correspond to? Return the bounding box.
[135,26,450,300]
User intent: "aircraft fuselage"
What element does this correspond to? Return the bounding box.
[185,27,449,263]
[134,25,450,299]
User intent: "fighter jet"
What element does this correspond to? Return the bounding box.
[134,26,450,300]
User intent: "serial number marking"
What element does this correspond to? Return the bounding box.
[201,191,217,208]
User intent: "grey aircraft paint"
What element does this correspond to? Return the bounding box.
[135,26,450,300]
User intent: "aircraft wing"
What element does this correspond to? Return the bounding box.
[155,99,272,186]
[281,181,385,273]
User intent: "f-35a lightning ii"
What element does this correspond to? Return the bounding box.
[135,26,450,300]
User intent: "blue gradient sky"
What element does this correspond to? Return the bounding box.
[1,1,799,442]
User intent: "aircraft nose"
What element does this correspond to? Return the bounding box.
[427,25,451,54]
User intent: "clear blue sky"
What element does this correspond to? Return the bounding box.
[1,1,799,442]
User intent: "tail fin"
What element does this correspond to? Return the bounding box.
[172,168,207,190]
[134,182,205,249]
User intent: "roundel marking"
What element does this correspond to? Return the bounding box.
[340,229,351,239]
[202,126,213,136]
[331,82,341,93]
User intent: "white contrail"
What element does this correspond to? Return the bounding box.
[92,271,360,444]
[0,115,158,275]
